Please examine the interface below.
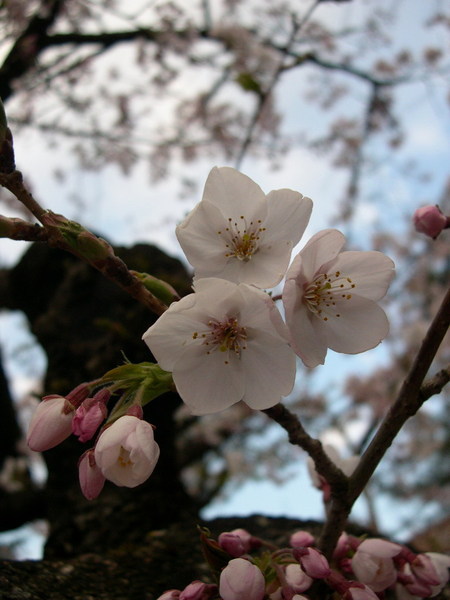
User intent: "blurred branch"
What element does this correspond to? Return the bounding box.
[235,5,321,168]
[0,0,65,101]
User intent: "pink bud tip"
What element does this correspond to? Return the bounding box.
[27,396,75,452]
[78,450,105,500]
[413,205,448,239]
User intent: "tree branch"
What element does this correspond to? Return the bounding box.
[318,285,450,558]
[0,171,169,316]
[263,403,349,494]
[0,0,66,101]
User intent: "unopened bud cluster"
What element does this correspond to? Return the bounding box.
[26,363,173,499]
[155,528,450,600]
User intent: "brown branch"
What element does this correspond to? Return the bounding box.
[0,0,66,101]
[0,216,49,242]
[234,6,322,169]
[263,403,349,494]
[318,286,450,558]
[0,170,169,316]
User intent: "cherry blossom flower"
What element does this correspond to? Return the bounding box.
[156,591,181,600]
[94,415,160,488]
[283,229,395,367]
[176,166,312,289]
[219,558,266,600]
[343,583,380,600]
[143,278,296,415]
[179,581,217,600]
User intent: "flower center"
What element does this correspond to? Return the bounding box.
[217,216,266,262]
[303,270,356,321]
[117,447,132,468]
[192,317,248,364]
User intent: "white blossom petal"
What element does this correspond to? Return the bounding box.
[202,166,268,220]
[264,189,312,246]
[241,332,296,409]
[319,295,390,354]
[283,278,328,367]
[332,251,395,300]
[95,416,159,488]
[176,200,231,272]
[287,229,345,283]
[142,297,204,371]
[173,345,245,415]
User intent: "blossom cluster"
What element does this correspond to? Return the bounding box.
[26,374,163,499]
[156,527,450,600]
[144,166,395,415]
[26,166,395,497]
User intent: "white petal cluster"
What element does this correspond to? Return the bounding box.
[176,166,312,289]
[145,167,395,415]
[94,415,160,487]
[283,229,395,367]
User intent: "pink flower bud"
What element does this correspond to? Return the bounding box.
[351,538,401,592]
[94,415,160,488]
[294,547,330,579]
[156,591,181,600]
[219,529,252,557]
[285,563,313,593]
[333,532,351,562]
[410,553,441,586]
[78,449,105,500]
[424,552,450,595]
[72,395,108,443]
[344,583,380,600]
[219,558,265,600]
[413,205,448,239]
[179,580,217,600]
[289,530,315,548]
[404,576,433,597]
[27,395,75,452]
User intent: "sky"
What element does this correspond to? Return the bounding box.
[0,0,449,558]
